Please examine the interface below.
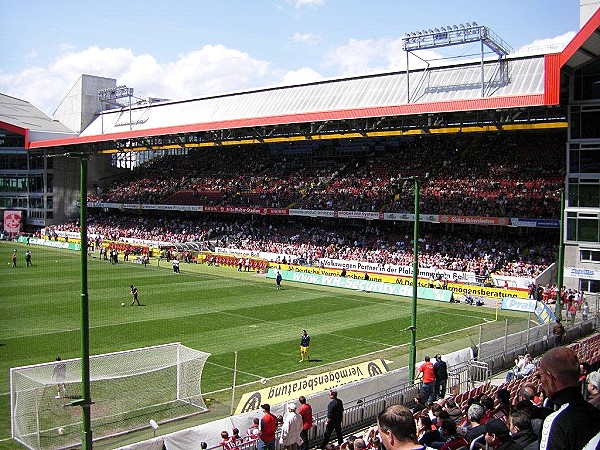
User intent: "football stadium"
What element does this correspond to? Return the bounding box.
[1,5,600,450]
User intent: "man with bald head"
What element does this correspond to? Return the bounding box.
[537,346,600,449]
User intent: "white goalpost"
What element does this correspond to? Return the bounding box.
[10,342,211,450]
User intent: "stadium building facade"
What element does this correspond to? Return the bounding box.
[0,8,598,293]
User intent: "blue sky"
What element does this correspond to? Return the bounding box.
[0,0,582,116]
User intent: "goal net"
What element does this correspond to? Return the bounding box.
[10,343,211,450]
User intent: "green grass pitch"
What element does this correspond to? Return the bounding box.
[0,240,524,448]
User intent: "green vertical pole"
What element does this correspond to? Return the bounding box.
[79,155,93,448]
[555,190,565,319]
[409,177,419,383]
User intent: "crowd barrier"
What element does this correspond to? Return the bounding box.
[116,315,598,450]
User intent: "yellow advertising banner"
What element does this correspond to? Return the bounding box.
[234,359,389,414]
[271,264,527,299]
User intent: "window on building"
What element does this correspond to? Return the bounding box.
[580,249,600,262]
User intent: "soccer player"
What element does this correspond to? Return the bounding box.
[53,357,68,399]
[276,270,282,289]
[300,330,310,362]
[130,284,140,306]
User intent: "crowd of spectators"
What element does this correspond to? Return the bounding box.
[45,212,557,278]
[87,131,565,219]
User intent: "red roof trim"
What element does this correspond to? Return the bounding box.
[1,120,29,147]
[560,7,600,67]
[29,94,546,149]
[544,54,561,105]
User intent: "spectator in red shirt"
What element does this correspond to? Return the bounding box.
[258,404,279,450]
[298,396,313,450]
[417,356,436,402]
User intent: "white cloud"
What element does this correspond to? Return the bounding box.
[512,31,576,56]
[293,32,321,45]
[0,45,276,116]
[278,67,324,86]
[295,0,324,8]
[323,36,437,76]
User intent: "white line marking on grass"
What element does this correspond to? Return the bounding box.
[328,333,392,347]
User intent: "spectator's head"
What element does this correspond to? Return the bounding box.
[201,442,207,450]
[480,395,494,411]
[517,384,536,403]
[232,428,239,437]
[424,356,430,362]
[299,395,307,404]
[261,403,270,413]
[435,354,442,361]
[287,402,297,412]
[467,403,485,423]
[496,388,511,406]
[587,371,600,398]
[537,346,579,399]
[354,438,367,450]
[221,431,229,440]
[377,404,418,449]
[445,398,457,409]
[430,403,443,415]
[508,408,532,434]
[484,419,510,446]
[439,419,457,439]
[418,415,433,429]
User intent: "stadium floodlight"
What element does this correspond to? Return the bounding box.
[434,28,440,33]
[98,85,134,102]
[453,25,458,30]
[472,21,478,26]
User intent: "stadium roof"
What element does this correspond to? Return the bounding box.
[28,9,600,151]
[560,6,600,70]
[0,93,76,143]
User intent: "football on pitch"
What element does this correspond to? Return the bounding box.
[121,302,125,307]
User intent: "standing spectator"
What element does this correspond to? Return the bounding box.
[537,346,600,449]
[416,356,436,403]
[276,270,283,290]
[434,354,448,400]
[582,301,589,321]
[376,404,421,450]
[321,390,344,449]
[258,404,278,450]
[551,317,565,347]
[298,396,313,450]
[300,330,310,362]
[568,302,577,326]
[247,418,260,440]
[280,402,303,450]
[219,431,238,450]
